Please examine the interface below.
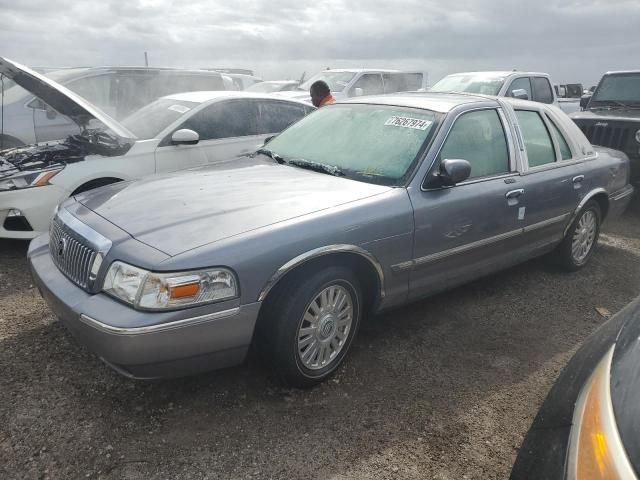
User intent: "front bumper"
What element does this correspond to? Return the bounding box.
[28,234,261,379]
[0,184,67,239]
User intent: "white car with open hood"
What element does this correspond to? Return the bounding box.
[0,58,313,239]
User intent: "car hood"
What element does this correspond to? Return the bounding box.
[570,108,640,123]
[76,157,392,256]
[0,57,135,140]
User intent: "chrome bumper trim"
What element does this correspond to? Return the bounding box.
[79,307,241,336]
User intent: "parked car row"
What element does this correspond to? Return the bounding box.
[0,66,232,148]
[0,57,314,238]
[0,56,631,388]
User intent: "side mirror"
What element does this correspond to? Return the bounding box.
[354,87,364,97]
[46,106,57,120]
[439,159,471,186]
[511,89,529,100]
[580,95,591,109]
[171,129,199,145]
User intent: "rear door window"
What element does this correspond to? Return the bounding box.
[515,110,556,167]
[439,109,510,179]
[532,77,554,104]
[179,100,259,140]
[257,101,309,134]
[545,115,573,160]
[506,77,532,100]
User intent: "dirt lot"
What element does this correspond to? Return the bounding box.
[1,209,639,480]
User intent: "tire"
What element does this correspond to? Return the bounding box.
[557,200,601,271]
[260,266,363,388]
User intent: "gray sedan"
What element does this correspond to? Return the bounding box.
[28,93,634,387]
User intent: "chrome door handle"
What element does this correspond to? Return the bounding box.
[505,189,525,199]
[572,175,585,183]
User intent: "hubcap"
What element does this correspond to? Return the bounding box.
[297,284,354,370]
[571,210,597,264]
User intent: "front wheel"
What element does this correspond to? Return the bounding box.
[557,200,601,271]
[261,266,363,388]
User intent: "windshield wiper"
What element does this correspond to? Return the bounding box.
[256,148,284,164]
[288,158,345,177]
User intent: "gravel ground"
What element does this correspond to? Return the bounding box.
[1,208,639,480]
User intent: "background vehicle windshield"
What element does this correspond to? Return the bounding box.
[591,73,640,105]
[431,74,505,95]
[266,104,439,186]
[121,98,199,139]
[299,72,356,93]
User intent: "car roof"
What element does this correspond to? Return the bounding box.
[322,68,409,74]
[342,92,496,113]
[442,71,550,78]
[262,80,298,84]
[604,70,640,75]
[161,90,310,105]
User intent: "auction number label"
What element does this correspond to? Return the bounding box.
[384,116,432,130]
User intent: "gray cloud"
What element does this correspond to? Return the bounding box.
[1,0,639,85]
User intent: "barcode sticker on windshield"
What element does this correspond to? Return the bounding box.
[385,116,432,130]
[168,104,190,114]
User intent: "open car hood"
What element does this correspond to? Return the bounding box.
[0,57,135,140]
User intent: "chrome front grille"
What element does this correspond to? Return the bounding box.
[580,124,630,151]
[49,216,98,290]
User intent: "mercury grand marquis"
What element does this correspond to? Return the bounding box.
[28,93,634,387]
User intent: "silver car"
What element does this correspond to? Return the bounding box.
[28,93,634,387]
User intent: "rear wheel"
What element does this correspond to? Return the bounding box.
[557,200,601,271]
[260,266,362,388]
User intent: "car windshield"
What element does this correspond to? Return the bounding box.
[299,72,356,93]
[265,104,440,186]
[247,82,288,93]
[120,98,199,140]
[431,74,506,96]
[591,73,640,106]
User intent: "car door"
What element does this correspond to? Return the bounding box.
[257,100,312,136]
[154,99,264,173]
[514,107,583,248]
[407,107,527,299]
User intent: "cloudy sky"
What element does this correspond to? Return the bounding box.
[1,0,639,86]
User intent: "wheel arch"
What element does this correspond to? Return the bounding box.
[257,245,386,308]
[564,188,609,236]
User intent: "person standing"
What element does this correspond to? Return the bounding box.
[310,80,336,108]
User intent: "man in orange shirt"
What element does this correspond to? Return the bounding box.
[310,80,336,108]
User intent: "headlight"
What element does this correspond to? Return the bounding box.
[0,167,63,191]
[566,346,635,480]
[635,129,640,144]
[103,261,237,310]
